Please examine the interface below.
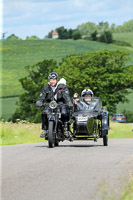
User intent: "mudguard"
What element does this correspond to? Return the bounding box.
[49,115,56,121]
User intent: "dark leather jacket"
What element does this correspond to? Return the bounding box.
[37,83,73,107]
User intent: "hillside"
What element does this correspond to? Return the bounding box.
[2,39,133,97]
[113,32,133,47]
[116,91,133,114]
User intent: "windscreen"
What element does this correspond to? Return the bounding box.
[73,97,102,111]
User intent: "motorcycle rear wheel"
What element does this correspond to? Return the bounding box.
[48,121,55,148]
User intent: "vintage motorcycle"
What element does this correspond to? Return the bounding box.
[33,97,109,148]
[42,101,72,148]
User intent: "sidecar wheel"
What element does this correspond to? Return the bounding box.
[48,121,54,148]
[103,134,108,146]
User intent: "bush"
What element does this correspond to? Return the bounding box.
[113,40,132,47]
[91,31,97,41]
[99,33,107,43]
[83,36,91,40]
[6,34,19,40]
[26,36,40,40]
[99,31,113,43]
[72,32,81,40]
[122,110,133,123]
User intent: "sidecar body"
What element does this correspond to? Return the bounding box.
[72,97,109,146]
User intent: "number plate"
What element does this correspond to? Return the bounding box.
[78,117,88,121]
[117,118,121,120]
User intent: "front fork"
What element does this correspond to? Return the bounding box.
[48,114,56,134]
[48,112,62,139]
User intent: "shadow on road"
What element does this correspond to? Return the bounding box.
[34,143,103,148]
[60,144,102,148]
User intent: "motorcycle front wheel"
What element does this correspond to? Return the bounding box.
[48,121,55,148]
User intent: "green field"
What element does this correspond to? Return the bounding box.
[1,94,132,121]
[1,35,133,120]
[113,32,133,47]
[2,39,133,97]
[0,97,19,120]
[117,92,133,113]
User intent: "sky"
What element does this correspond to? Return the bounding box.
[1,0,133,39]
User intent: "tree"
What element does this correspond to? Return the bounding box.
[105,31,113,43]
[46,27,82,40]
[122,109,133,123]
[68,29,73,39]
[77,22,97,36]
[72,31,81,40]
[99,31,113,43]
[110,23,116,32]
[56,50,133,114]
[47,30,53,38]
[26,35,40,40]
[98,21,109,32]
[2,32,8,40]
[12,51,133,122]
[91,31,97,41]
[11,59,57,122]
[56,26,68,39]
[99,32,107,43]
[116,19,133,32]
[6,34,20,40]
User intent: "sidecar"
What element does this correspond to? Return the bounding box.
[71,97,109,146]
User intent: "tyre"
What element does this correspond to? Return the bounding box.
[54,139,59,147]
[103,134,108,146]
[48,121,55,148]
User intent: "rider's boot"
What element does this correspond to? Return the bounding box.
[40,124,48,139]
[40,130,47,138]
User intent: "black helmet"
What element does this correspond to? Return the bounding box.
[81,89,93,97]
[48,72,58,79]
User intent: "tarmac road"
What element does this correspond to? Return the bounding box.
[1,138,133,200]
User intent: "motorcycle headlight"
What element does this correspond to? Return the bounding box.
[49,101,57,109]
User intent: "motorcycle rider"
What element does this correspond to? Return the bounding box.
[73,89,94,110]
[36,72,73,138]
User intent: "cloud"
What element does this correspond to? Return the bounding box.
[0,0,3,37]
[3,0,133,39]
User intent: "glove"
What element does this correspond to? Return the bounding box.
[73,93,78,98]
[36,100,43,108]
[73,93,79,104]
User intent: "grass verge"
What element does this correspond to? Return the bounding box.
[109,122,133,139]
[120,177,133,200]
[99,176,133,200]
[0,121,44,145]
[0,121,133,145]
